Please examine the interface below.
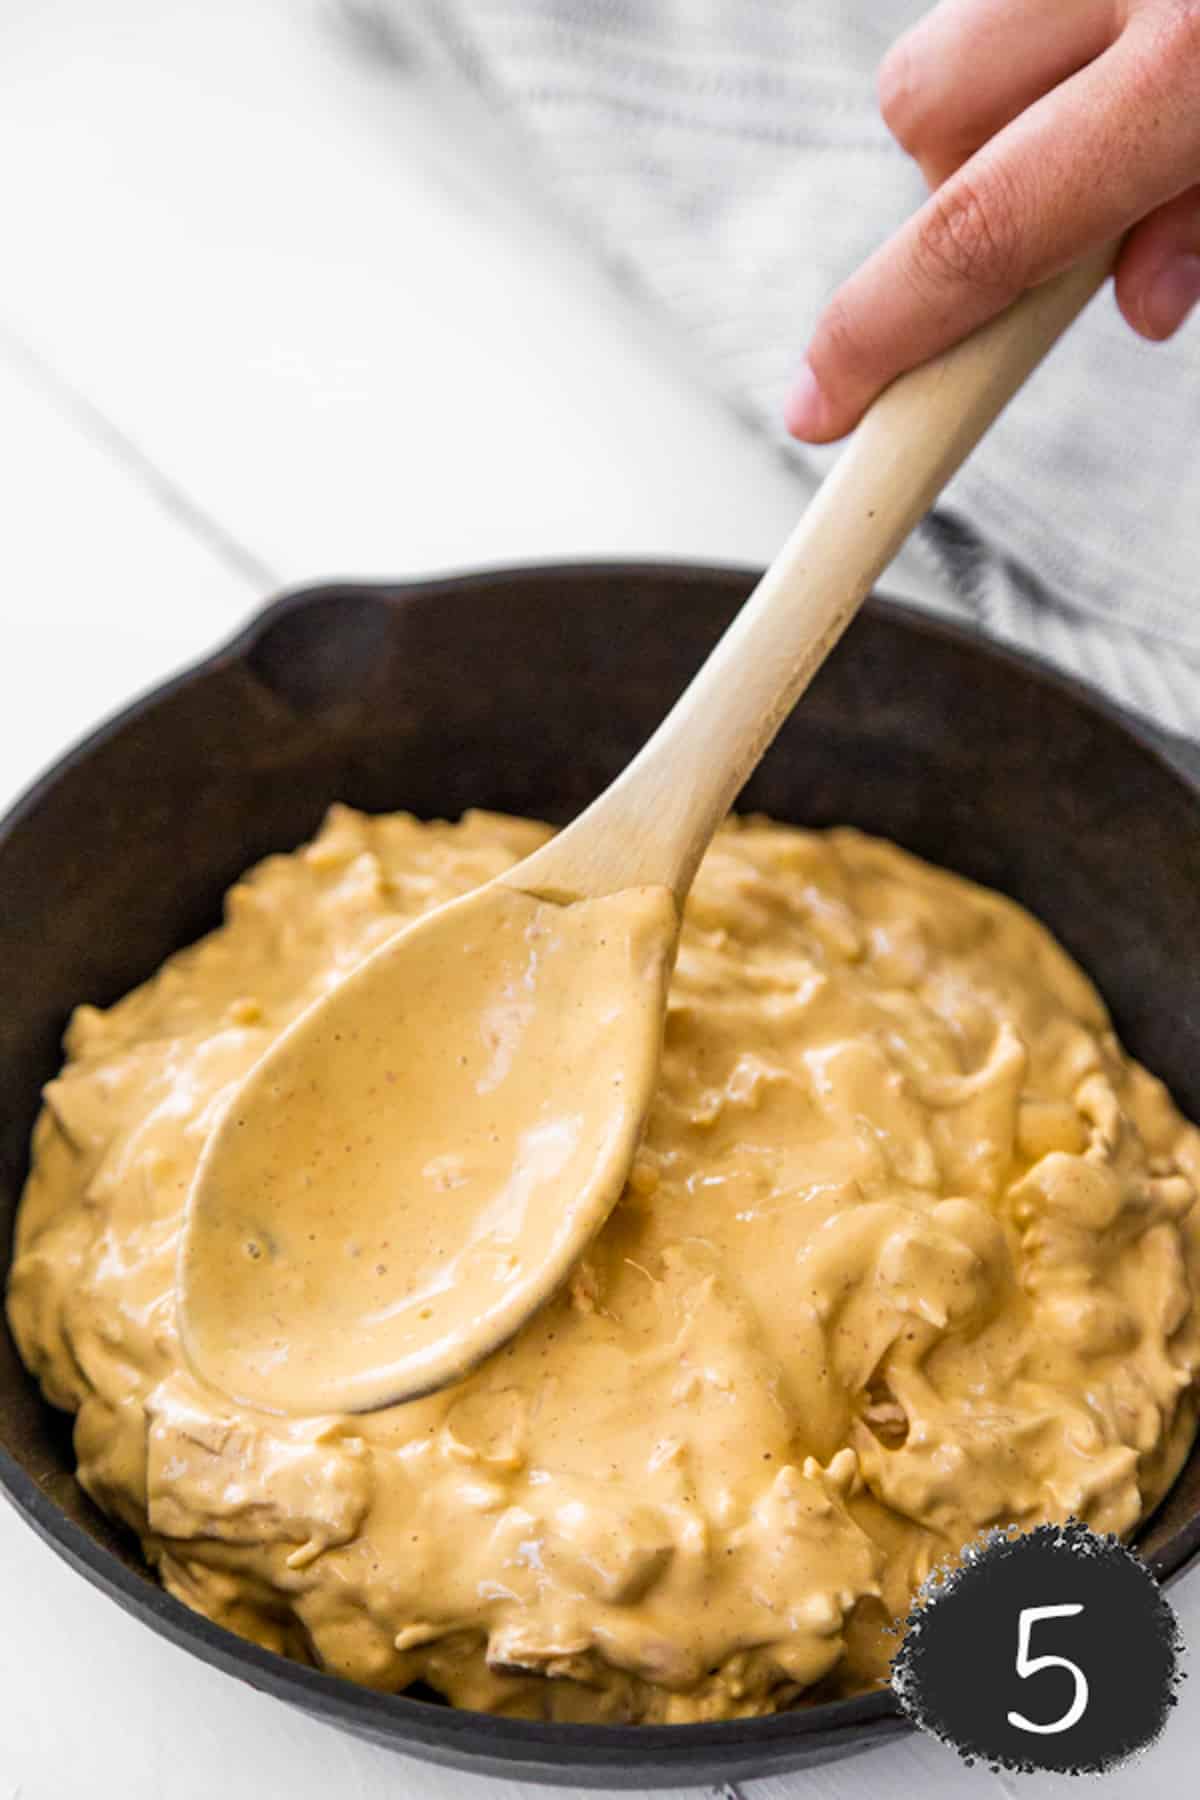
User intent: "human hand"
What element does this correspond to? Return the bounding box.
[785,0,1200,442]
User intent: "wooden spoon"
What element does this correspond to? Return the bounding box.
[179,251,1113,1416]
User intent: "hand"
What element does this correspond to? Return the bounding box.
[785,0,1200,442]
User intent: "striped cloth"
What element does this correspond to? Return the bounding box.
[345,0,1200,739]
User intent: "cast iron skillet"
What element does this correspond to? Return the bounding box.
[2,563,1199,1788]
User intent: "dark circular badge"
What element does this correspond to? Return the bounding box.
[891,1521,1184,1774]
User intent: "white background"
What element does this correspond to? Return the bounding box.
[0,3,1196,1796]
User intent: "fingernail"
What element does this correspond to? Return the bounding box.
[784,360,832,440]
[1144,254,1200,340]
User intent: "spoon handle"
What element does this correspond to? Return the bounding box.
[514,247,1116,906]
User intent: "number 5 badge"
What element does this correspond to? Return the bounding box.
[892,1520,1183,1774]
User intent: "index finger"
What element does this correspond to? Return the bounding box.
[787,22,1200,442]
[880,0,1114,186]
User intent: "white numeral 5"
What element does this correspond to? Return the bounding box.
[1007,1603,1088,1735]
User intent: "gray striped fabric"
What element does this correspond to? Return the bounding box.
[346,0,1200,737]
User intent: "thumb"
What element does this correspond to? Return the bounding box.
[1115,185,1200,341]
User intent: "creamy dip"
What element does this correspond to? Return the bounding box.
[9,808,1200,1723]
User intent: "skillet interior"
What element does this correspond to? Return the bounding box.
[2,563,1199,1786]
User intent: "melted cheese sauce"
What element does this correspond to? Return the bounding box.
[9,808,1200,1723]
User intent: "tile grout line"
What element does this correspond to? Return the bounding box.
[0,316,281,593]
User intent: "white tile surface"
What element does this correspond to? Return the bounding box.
[0,0,814,586]
[0,3,1196,1796]
[0,346,259,799]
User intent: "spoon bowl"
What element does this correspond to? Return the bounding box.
[179,879,676,1414]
